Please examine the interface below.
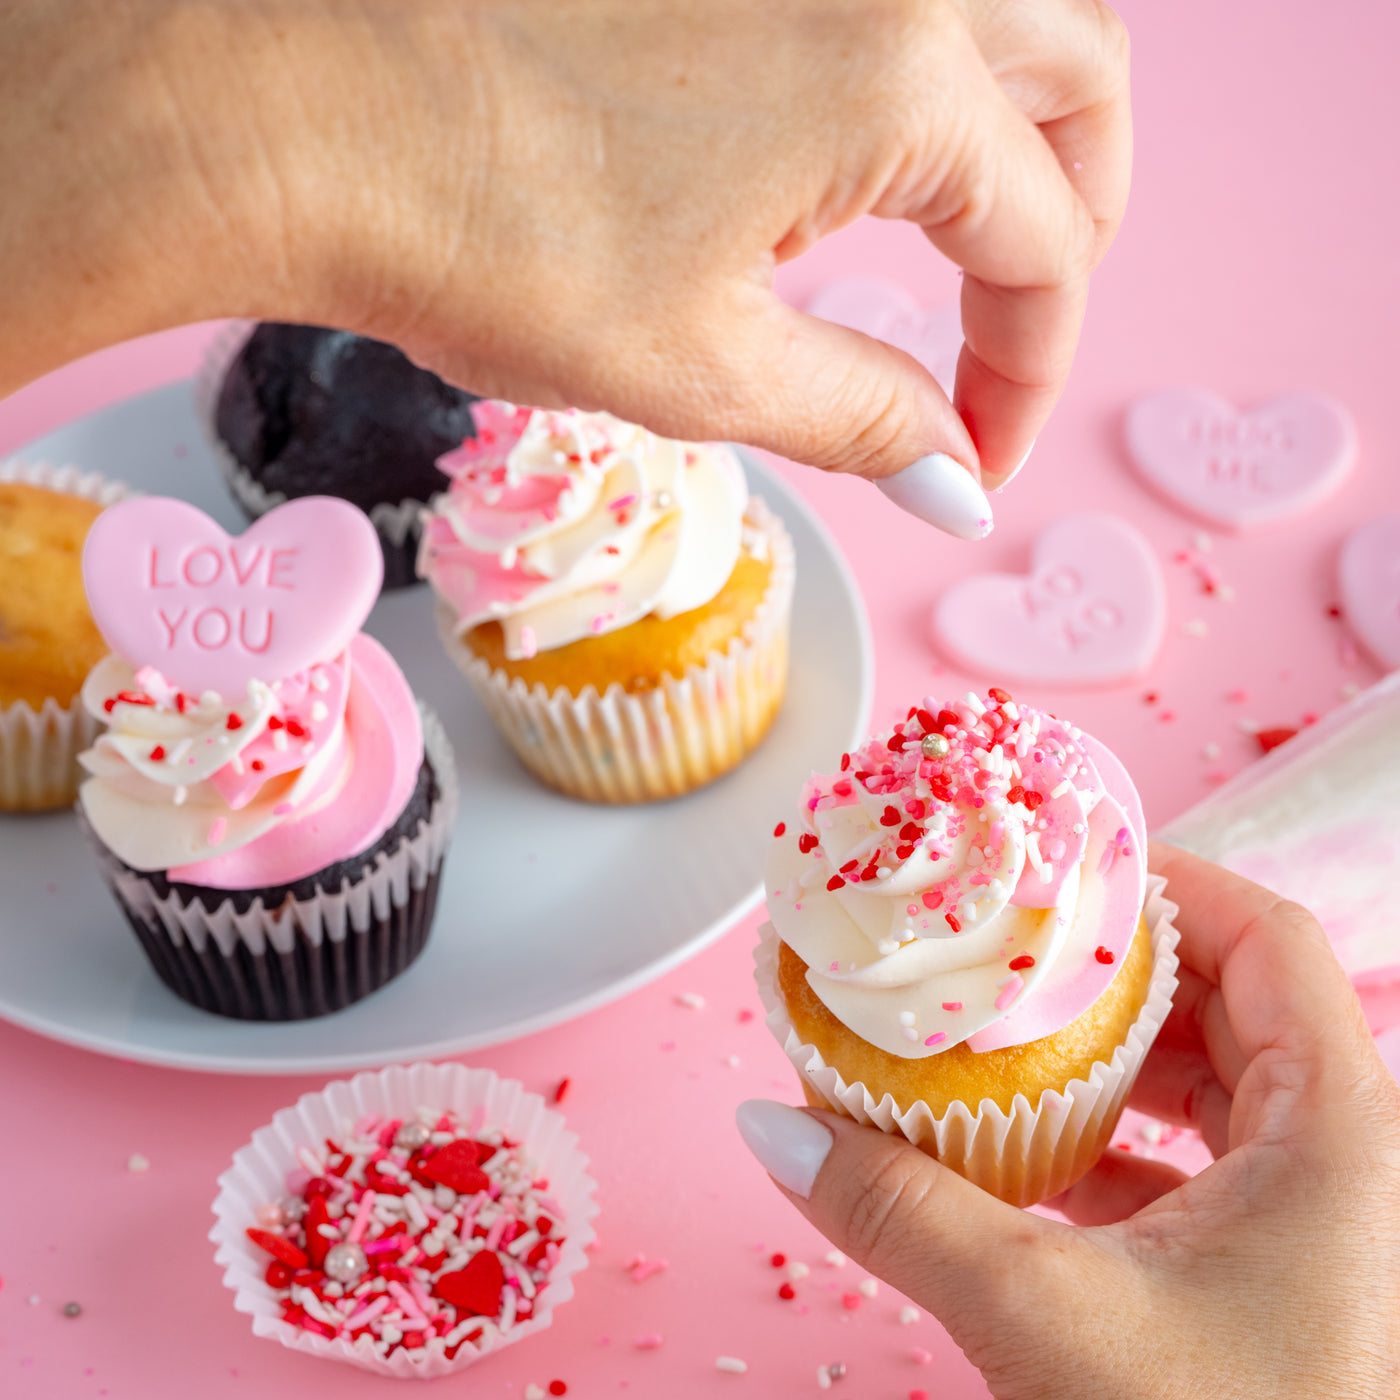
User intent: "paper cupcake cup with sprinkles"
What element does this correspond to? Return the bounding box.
[435,496,795,804]
[755,874,1181,1208]
[210,1061,599,1379]
[0,458,129,810]
[195,320,453,591]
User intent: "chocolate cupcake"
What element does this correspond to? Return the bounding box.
[75,494,456,1020]
[205,323,480,589]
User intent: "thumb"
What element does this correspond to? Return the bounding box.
[735,1100,1113,1366]
[681,296,995,542]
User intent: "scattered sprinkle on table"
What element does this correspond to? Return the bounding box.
[899,1305,920,1325]
[715,1356,748,1374]
[126,1153,149,1173]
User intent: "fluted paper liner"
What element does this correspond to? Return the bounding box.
[210,1062,599,1379]
[435,496,795,803]
[0,458,130,809]
[755,875,1181,1207]
[87,705,458,1020]
[197,319,437,588]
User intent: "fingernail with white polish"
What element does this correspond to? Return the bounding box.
[876,453,993,540]
[993,439,1036,494]
[735,1100,833,1199]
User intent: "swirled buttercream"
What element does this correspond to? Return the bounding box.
[419,401,748,659]
[78,633,422,889]
[765,690,1146,1057]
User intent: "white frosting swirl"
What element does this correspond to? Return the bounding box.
[418,402,748,659]
[765,691,1145,1058]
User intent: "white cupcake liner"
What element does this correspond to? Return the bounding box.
[196,319,436,554]
[0,458,130,810]
[435,496,796,803]
[85,706,457,1019]
[210,1061,599,1379]
[755,874,1181,1207]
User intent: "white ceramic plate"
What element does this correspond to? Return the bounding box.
[0,382,871,1073]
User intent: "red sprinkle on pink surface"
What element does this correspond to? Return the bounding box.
[225,712,243,731]
[552,1078,571,1104]
[769,1252,786,1268]
[1095,946,1115,964]
[1255,726,1298,754]
[778,1282,796,1300]
[773,822,786,838]
[841,1293,861,1311]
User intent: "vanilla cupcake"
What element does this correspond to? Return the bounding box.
[420,402,793,803]
[757,688,1179,1206]
[76,495,455,1020]
[0,461,128,810]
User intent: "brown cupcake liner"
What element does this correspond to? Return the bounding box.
[0,458,130,810]
[435,496,795,803]
[85,704,457,1021]
[755,874,1181,1207]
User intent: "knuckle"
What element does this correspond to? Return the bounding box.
[844,1141,942,1269]
[1091,3,1132,83]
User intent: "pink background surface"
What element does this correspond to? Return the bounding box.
[3,1,1400,1395]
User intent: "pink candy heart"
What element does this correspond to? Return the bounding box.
[83,496,383,697]
[807,277,960,394]
[1339,514,1400,672]
[932,513,1165,686]
[1125,388,1356,530]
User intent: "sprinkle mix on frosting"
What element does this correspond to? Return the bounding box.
[247,1109,564,1363]
[419,401,747,659]
[766,689,1146,1058]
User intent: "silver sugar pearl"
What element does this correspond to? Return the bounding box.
[826,1361,846,1380]
[395,1121,432,1150]
[921,733,950,759]
[323,1242,368,1284]
[63,1301,83,1318]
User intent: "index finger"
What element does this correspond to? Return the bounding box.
[1148,842,1371,1067]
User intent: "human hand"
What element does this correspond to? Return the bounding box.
[737,844,1400,1398]
[3,0,1130,536]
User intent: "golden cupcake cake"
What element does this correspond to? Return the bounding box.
[758,687,1179,1206]
[420,402,794,802]
[0,463,126,809]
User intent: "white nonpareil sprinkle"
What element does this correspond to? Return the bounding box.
[675,992,706,1010]
[817,1365,832,1390]
[858,1278,879,1298]
[785,1261,810,1282]
[898,1011,916,1027]
[877,937,900,956]
[310,701,329,723]
[1050,779,1073,799]
[825,1250,847,1268]
[1139,1119,1164,1145]
[716,1356,748,1374]
[899,1305,920,1325]
[1182,618,1208,638]
[1202,742,1221,760]
[901,1027,919,1042]
[127,1153,150,1173]
[524,1385,546,1400]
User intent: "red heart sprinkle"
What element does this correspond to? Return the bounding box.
[246,1228,309,1269]
[826,875,845,892]
[1095,946,1116,965]
[1022,791,1044,811]
[879,806,901,826]
[434,1249,505,1316]
[421,1139,489,1194]
[225,712,243,731]
[798,834,819,854]
[148,745,166,761]
[1255,726,1298,754]
[916,708,938,733]
[937,709,960,731]
[988,687,1012,705]
[899,822,921,841]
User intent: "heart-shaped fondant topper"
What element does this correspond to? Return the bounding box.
[1125,388,1356,530]
[932,513,1165,687]
[1339,513,1400,672]
[82,496,383,697]
[807,276,961,396]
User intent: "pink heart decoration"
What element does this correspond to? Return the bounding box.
[932,513,1165,686]
[1339,514,1400,672]
[82,496,383,697]
[807,276,960,395]
[1125,388,1356,530]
